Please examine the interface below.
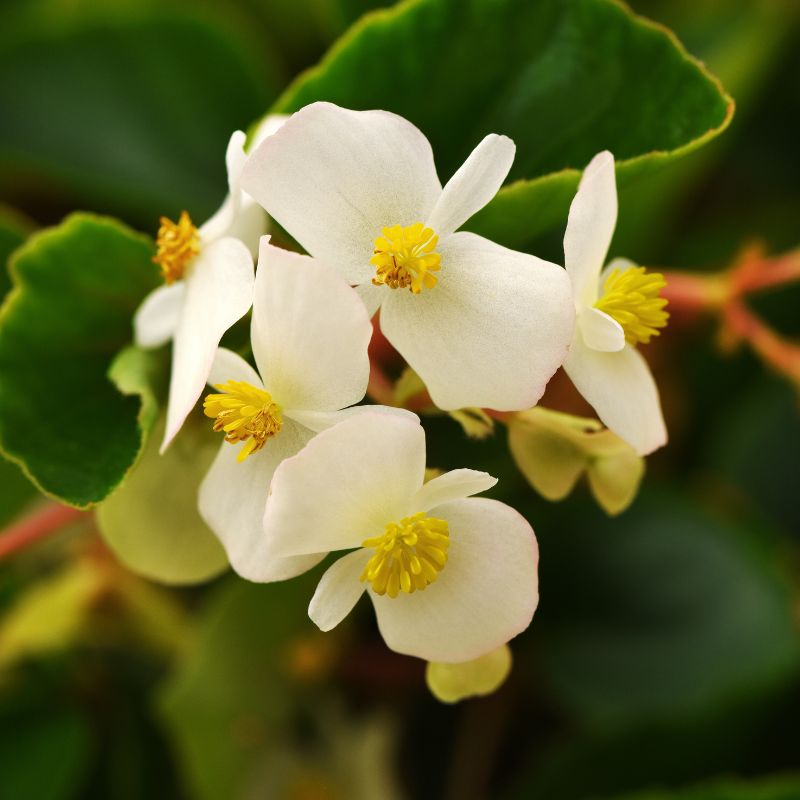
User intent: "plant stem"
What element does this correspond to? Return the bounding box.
[0,503,86,560]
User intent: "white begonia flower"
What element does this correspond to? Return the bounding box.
[134,115,288,452]
[259,411,539,663]
[562,151,669,456]
[198,238,406,583]
[240,102,574,412]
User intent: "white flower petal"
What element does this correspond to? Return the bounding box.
[370,497,539,662]
[355,282,385,319]
[308,549,371,632]
[207,346,263,389]
[133,283,186,348]
[263,411,426,558]
[249,113,289,150]
[240,102,441,285]
[198,418,323,582]
[198,195,234,246]
[200,131,269,256]
[577,307,625,352]
[412,469,497,512]
[285,404,417,434]
[252,241,371,412]
[564,151,617,308]
[426,134,515,237]
[380,231,574,411]
[198,131,249,244]
[563,336,667,456]
[161,237,254,451]
[220,199,268,259]
[226,130,248,194]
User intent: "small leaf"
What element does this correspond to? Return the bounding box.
[97,412,228,586]
[448,408,495,441]
[508,407,644,515]
[272,0,733,249]
[393,365,427,406]
[0,560,103,668]
[0,213,159,507]
[426,644,512,704]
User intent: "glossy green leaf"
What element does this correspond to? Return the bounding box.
[535,490,800,728]
[97,410,228,586]
[272,0,732,249]
[0,10,277,228]
[0,213,159,507]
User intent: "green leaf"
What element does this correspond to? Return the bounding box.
[704,378,800,537]
[106,345,163,447]
[159,575,333,800]
[272,0,733,249]
[0,10,277,228]
[0,706,90,800]
[0,455,38,529]
[612,775,800,800]
[0,205,34,300]
[535,490,800,729]
[506,703,800,800]
[0,208,40,525]
[97,410,228,586]
[0,560,103,668]
[0,213,159,507]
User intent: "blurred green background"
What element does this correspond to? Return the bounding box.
[1,1,800,798]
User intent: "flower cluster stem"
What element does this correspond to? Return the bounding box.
[661,244,800,390]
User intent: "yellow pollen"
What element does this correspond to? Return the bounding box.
[371,222,441,294]
[360,512,449,599]
[153,210,200,284]
[203,380,282,462]
[594,266,670,345]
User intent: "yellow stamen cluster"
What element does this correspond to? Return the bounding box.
[360,512,449,598]
[371,223,441,294]
[204,381,282,462]
[153,210,200,284]
[594,266,669,345]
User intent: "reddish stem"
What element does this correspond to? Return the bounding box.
[661,271,727,314]
[0,503,86,560]
[723,298,800,387]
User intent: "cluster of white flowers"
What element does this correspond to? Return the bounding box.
[134,102,668,666]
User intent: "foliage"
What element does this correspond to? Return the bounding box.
[0,0,799,798]
[0,214,158,507]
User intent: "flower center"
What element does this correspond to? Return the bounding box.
[371,223,441,294]
[153,210,200,284]
[203,381,282,462]
[593,266,669,345]
[360,512,449,598]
